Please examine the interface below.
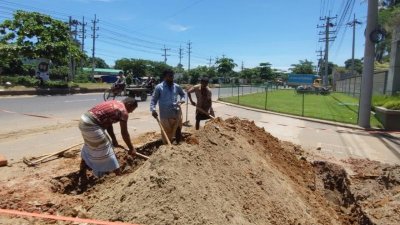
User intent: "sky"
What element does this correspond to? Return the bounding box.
[0,0,368,71]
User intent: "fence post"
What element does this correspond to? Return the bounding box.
[302,92,305,117]
[218,82,221,99]
[237,85,240,104]
[231,83,234,96]
[264,86,268,110]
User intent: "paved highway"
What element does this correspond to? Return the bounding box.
[1,88,399,166]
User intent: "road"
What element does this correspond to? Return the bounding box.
[1,89,399,165]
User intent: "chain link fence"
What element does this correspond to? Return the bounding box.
[216,84,377,126]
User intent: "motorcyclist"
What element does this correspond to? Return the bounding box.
[113,71,126,93]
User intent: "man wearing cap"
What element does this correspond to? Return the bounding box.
[150,69,185,144]
[187,77,215,130]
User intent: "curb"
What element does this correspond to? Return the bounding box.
[0,88,107,96]
[215,100,376,131]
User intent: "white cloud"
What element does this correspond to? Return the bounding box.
[167,23,190,32]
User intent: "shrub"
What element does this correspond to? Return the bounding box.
[50,66,69,80]
[73,71,91,83]
[382,101,400,110]
[43,80,69,88]
[372,95,400,107]
[0,75,39,87]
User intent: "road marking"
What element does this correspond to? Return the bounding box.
[64,98,97,103]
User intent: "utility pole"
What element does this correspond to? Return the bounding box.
[178,45,183,65]
[358,0,378,128]
[348,14,362,96]
[187,41,192,73]
[208,57,213,67]
[318,16,337,86]
[185,41,192,125]
[241,61,244,71]
[79,16,87,52]
[316,48,324,77]
[347,14,362,77]
[68,16,73,81]
[91,14,99,79]
[162,45,171,64]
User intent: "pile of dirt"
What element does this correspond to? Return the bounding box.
[86,118,350,225]
[1,119,399,225]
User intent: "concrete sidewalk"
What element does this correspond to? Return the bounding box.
[211,101,400,165]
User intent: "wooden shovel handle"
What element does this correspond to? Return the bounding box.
[155,117,172,146]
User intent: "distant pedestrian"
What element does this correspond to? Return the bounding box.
[187,77,214,130]
[150,69,185,144]
[79,97,137,177]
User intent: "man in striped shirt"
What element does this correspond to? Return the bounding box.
[79,97,137,177]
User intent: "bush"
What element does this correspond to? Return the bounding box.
[0,75,39,87]
[43,80,69,88]
[73,71,91,83]
[372,95,400,107]
[382,101,400,110]
[50,66,69,80]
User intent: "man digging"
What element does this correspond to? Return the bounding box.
[79,97,137,178]
[150,69,186,144]
[187,77,215,130]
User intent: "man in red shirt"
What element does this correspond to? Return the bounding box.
[79,97,137,177]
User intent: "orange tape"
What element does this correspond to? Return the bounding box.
[0,208,140,225]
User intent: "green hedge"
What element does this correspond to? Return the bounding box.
[1,75,69,88]
[382,101,400,110]
[373,95,400,110]
[1,76,39,87]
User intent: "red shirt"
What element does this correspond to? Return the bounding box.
[89,100,128,128]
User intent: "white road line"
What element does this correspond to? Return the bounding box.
[64,99,97,103]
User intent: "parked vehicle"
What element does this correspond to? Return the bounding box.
[289,74,330,95]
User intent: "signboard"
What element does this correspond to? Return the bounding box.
[22,58,50,81]
[287,74,319,86]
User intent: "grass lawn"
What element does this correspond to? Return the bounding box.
[0,82,110,90]
[73,82,110,89]
[221,89,382,128]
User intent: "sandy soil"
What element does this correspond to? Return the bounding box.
[0,118,399,225]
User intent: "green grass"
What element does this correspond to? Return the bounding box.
[221,89,382,128]
[0,82,110,90]
[73,82,110,89]
[372,95,400,109]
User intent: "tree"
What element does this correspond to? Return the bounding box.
[0,10,84,68]
[85,57,109,69]
[257,62,273,80]
[344,58,363,74]
[215,57,237,75]
[376,2,400,62]
[290,59,316,74]
[114,58,132,73]
[175,63,184,73]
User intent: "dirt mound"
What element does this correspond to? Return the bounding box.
[87,118,347,225]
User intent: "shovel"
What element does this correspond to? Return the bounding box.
[155,117,172,146]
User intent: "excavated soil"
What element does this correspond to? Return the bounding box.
[83,118,399,225]
[0,118,399,225]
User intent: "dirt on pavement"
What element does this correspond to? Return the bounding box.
[0,118,399,225]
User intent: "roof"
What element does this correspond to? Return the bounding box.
[82,67,122,73]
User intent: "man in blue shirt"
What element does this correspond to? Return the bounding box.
[150,69,185,144]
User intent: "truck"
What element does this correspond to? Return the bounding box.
[287,74,329,95]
